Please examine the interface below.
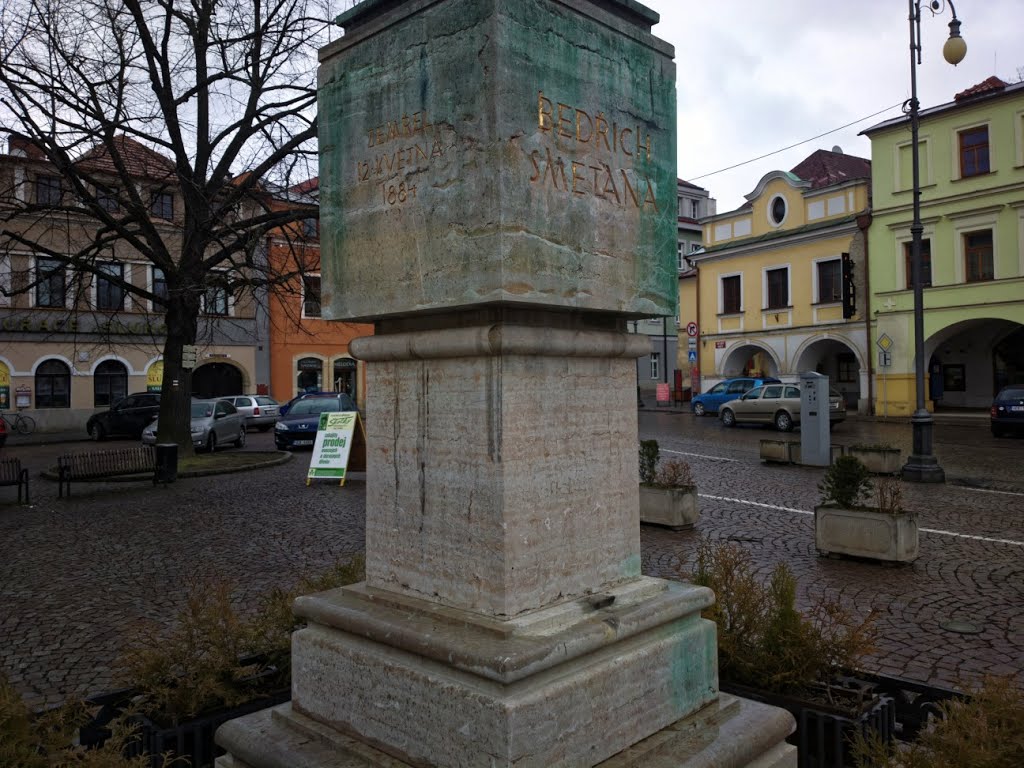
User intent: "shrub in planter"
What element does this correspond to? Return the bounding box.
[638,440,698,529]
[0,671,176,767]
[688,540,886,767]
[816,456,919,562]
[852,675,1024,768]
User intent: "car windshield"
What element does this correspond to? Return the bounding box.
[256,396,277,405]
[290,398,346,416]
[191,403,215,419]
[999,388,1024,400]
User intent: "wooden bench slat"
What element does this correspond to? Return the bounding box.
[57,447,157,498]
[0,458,30,504]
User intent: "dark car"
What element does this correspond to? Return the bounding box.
[86,393,162,440]
[278,391,336,416]
[0,416,6,449]
[274,393,357,450]
[690,377,782,416]
[990,385,1024,437]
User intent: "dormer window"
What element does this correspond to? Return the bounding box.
[769,195,787,226]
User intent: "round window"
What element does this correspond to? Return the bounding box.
[769,196,787,226]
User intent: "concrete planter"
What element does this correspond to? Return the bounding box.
[788,442,844,466]
[639,485,699,530]
[848,447,902,475]
[814,505,919,563]
[759,439,794,464]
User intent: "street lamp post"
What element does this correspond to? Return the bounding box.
[901,0,965,483]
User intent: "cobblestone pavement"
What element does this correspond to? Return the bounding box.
[639,411,1024,693]
[1,415,1022,711]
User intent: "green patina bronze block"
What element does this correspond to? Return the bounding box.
[318,0,676,322]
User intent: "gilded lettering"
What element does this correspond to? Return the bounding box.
[621,170,639,208]
[538,91,553,132]
[619,127,633,156]
[387,121,399,141]
[414,143,429,162]
[19,318,29,331]
[571,161,586,196]
[38,319,49,332]
[601,164,621,204]
[643,176,659,212]
[430,139,444,159]
[530,150,542,183]
[542,147,561,189]
[595,113,611,152]
[575,109,593,143]
[367,130,376,148]
[589,165,605,199]
[556,102,573,139]
[358,162,370,182]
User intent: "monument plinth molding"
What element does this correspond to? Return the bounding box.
[217,0,796,765]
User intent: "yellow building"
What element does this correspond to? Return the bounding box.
[692,149,872,412]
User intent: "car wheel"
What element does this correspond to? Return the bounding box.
[774,411,794,432]
[206,433,216,453]
[235,427,246,448]
[721,409,736,428]
[693,402,706,417]
[89,423,105,441]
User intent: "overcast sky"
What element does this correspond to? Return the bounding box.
[639,0,1023,214]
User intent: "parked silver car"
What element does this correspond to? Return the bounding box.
[224,395,280,432]
[719,383,846,432]
[142,398,246,452]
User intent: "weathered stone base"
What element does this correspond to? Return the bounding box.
[215,693,795,768]
[263,577,719,767]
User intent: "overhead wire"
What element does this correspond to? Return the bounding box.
[686,102,906,182]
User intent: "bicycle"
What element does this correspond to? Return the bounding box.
[0,411,35,435]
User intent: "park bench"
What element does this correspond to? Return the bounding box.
[57,446,157,498]
[0,457,30,504]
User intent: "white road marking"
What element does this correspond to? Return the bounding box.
[698,493,1024,547]
[662,449,740,463]
[954,486,1024,498]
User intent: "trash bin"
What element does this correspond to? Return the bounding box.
[155,443,178,484]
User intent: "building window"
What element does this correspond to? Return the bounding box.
[35,257,66,308]
[35,359,71,408]
[769,195,787,226]
[94,359,128,407]
[722,275,741,314]
[151,191,174,220]
[690,242,702,253]
[151,267,168,308]
[97,186,119,212]
[36,175,62,206]
[96,261,125,311]
[690,199,700,218]
[302,217,319,239]
[0,255,10,307]
[649,352,660,380]
[902,239,932,288]
[817,259,842,303]
[203,280,229,316]
[964,230,994,282]
[296,357,323,392]
[677,241,685,270]
[302,275,322,318]
[958,126,990,177]
[837,353,857,383]
[766,267,789,309]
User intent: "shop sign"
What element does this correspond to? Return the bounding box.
[147,361,164,392]
[0,362,9,410]
[307,411,367,487]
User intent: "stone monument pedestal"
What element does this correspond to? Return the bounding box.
[217,1,797,765]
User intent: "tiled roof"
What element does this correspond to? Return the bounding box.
[676,178,706,191]
[290,177,319,194]
[76,136,175,181]
[955,76,1008,102]
[790,149,870,190]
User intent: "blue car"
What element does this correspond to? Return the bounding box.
[991,385,1024,437]
[274,393,358,450]
[691,376,782,417]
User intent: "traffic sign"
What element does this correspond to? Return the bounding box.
[687,337,697,348]
[686,322,698,337]
[876,333,894,352]
[687,350,697,363]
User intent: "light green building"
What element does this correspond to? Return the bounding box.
[862,76,1024,415]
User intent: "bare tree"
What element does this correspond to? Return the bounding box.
[0,0,334,453]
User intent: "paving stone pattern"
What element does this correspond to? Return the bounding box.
[1,416,1022,711]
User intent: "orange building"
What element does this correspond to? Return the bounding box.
[266,179,372,409]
